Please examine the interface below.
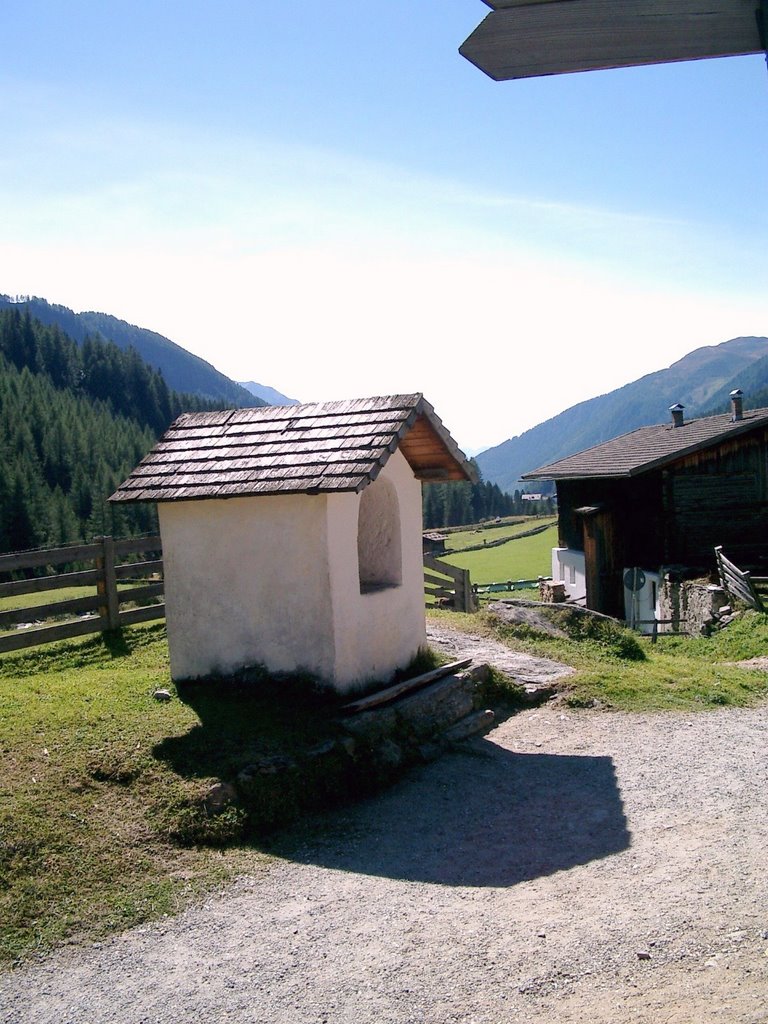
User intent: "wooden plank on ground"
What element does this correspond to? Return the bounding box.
[340,658,473,715]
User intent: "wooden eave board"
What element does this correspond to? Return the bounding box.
[522,408,768,480]
[400,414,478,482]
[461,0,764,81]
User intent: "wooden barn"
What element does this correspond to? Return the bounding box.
[111,394,475,692]
[522,391,768,619]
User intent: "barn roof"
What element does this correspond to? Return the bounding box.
[522,406,768,481]
[110,393,476,503]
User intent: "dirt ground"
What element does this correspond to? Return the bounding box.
[3,627,768,1024]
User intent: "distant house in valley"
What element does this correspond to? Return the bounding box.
[111,394,475,692]
[422,531,448,555]
[522,391,768,621]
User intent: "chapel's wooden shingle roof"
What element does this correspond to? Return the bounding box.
[522,406,768,481]
[110,393,476,503]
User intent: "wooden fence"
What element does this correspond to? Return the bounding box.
[1,539,478,655]
[715,546,767,612]
[424,554,477,613]
[0,535,164,654]
[474,577,542,596]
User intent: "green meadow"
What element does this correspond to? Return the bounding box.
[440,520,559,585]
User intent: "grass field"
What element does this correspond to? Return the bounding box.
[0,582,163,642]
[0,582,157,614]
[0,585,94,613]
[0,625,268,963]
[442,517,555,553]
[433,606,768,713]
[440,522,559,584]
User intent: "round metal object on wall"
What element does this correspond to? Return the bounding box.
[624,568,647,591]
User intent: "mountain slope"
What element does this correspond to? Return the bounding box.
[477,336,768,492]
[700,351,768,416]
[239,381,299,405]
[0,308,195,548]
[0,296,265,408]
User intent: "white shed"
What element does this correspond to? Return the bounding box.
[111,393,475,693]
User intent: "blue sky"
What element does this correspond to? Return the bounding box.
[1,1,767,452]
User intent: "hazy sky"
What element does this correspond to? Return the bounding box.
[2,2,767,452]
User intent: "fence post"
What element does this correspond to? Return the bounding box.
[460,568,477,613]
[95,536,120,630]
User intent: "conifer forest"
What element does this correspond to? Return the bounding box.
[0,308,220,552]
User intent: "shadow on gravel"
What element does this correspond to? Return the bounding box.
[273,736,630,887]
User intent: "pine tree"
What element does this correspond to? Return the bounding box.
[0,310,225,551]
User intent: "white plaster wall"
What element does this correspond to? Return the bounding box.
[158,449,427,691]
[552,547,586,602]
[328,449,426,693]
[623,569,661,634]
[158,494,336,682]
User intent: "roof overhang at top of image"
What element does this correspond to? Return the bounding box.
[460,0,766,81]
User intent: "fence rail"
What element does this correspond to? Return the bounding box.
[474,577,542,596]
[714,545,766,612]
[0,535,164,655]
[1,538,477,655]
[424,554,477,613]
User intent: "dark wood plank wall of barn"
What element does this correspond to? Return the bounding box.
[556,426,768,575]
[663,428,768,569]
[556,476,666,566]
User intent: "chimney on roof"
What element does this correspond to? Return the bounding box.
[670,403,685,428]
[730,388,744,422]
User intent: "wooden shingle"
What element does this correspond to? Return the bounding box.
[111,393,476,503]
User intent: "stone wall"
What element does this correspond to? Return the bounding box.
[658,578,730,636]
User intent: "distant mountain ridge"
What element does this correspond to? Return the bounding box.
[477,336,768,492]
[239,381,299,406]
[0,295,265,409]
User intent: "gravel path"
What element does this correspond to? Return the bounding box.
[425,619,576,687]
[3,638,768,1023]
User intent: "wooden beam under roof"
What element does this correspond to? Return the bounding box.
[461,0,765,81]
